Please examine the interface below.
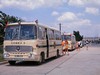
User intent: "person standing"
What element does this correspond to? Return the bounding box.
[62,40,69,55]
[86,40,88,50]
[76,42,80,51]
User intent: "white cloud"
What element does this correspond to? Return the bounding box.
[56,18,91,36]
[86,0,100,7]
[0,0,45,10]
[73,19,91,26]
[0,0,100,10]
[77,13,84,17]
[0,0,63,10]
[63,19,91,29]
[44,0,63,7]
[57,11,91,32]
[68,0,100,7]
[52,11,59,16]
[68,0,84,6]
[57,12,78,21]
[85,7,100,15]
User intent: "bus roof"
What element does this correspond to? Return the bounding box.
[62,33,73,36]
[7,22,60,32]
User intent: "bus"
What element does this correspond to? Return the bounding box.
[62,33,76,50]
[3,22,62,65]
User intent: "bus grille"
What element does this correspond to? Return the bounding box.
[5,46,32,52]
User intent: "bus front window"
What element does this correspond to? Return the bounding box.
[66,35,71,41]
[20,25,37,40]
[62,35,71,41]
[5,26,19,40]
[5,25,37,40]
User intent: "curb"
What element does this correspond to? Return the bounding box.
[0,61,8,65]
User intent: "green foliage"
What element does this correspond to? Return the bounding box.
[0,11,24,27]
[73,31,83,41]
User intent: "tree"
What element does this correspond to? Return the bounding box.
[73,31,83,41]
[0,11,24,45]
[0,11,24,27]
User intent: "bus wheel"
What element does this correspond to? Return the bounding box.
[8,61,16,65]
[57,50,60,57]
[38,52,45,64]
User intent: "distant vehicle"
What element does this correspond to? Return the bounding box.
[78,41,83,48]
[3,22,62,65]
[62,33,76,50]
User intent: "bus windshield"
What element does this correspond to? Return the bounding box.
[62,35,71,41]
[5,25,37,40]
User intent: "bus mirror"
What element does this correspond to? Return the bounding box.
[35,20,38,25]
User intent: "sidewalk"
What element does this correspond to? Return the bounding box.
[47,47,100,75]
[0,61,8,65]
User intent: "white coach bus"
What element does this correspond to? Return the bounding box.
[62,33,76,50]
[3,22,62,65]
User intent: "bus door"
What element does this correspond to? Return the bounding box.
[45,28,49,58]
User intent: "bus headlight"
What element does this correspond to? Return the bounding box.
[3,53,10,58]
[28,53,33,58]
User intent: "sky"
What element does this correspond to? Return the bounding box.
[0,0,100,37]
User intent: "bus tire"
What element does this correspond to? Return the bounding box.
[57,50,60,57]
[38,52,45,64]
[8,61,16,65]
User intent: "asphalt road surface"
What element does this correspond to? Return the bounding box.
[0,44,100,75]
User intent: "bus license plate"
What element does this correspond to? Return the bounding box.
[15,55,23,57]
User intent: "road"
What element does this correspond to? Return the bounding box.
[0,44,100,75]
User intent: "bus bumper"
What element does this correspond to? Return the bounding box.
[4,55,40,62]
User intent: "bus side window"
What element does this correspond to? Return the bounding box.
[48,29,54,40]
[38,27,41,39]
[55,31,61,40]
[54,31,56,40]
[55,31,57,40]
[38,26,45,40]
[42,27,46,39]
[58,32,61,40]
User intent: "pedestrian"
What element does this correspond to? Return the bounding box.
[86,40,88,50]
[62,40,69,55]
[76,42,80,51]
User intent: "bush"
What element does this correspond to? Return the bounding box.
[0,37,4,45]
[0,45,3,62]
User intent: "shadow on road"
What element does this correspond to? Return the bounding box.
[6,56,63,67]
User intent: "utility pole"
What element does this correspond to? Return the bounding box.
[59,23,61,32]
